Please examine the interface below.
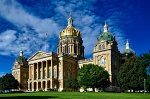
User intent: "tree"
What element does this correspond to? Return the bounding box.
[117,56,146,92]
[0,73,19,91]
[139,51,150,91]
[78,64,110,91]
[65,77,79,91]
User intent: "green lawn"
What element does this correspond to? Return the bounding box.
[0,91,150,99]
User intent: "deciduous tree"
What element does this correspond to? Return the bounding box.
[117,56,146,92]
[78,64,110,91]
[0,73,19,91]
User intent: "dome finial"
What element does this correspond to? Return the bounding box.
[68,12,73,27]
[104,20,108,32]
[20,48,23,56]
[126,39,130,49]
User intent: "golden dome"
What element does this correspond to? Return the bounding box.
[59,13,82,38]
[60,26,82,37]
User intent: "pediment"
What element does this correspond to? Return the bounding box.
[28,51,51,61]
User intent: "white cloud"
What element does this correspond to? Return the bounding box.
[0,0,129,58]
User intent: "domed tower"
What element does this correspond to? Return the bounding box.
[12,49,29,90]
[121,40,135,63]
[122,40,135,56]
[57,13,84,60]
[93,21,120,86]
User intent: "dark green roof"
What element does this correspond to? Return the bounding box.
[122,49,135,55]
[97,32,114,42]
[16,56,27,63]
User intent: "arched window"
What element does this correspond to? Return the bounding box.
[102,44,105,49]
[99,45,102,50]
[101,56,106,65]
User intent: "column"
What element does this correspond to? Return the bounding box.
[41,61,43,79]
[37,63,39,80]
[50,60,53,88]
[32,82,34,91]
[45,81,47,91]
[29,64,31,80]
[46,60,48,79]
[32,64,35,80]
[28,82,30,91]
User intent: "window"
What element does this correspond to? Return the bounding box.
[54,82,57,88]
[68,70,71,78]
[68,46,70,53]
[40,71,42,79]
[98,56,106,65]
[48,69,51,78]
[99,45,102,50]
[102,44,105,49]
[101,56,106,65]
[62,47,64,53]
[54,69,56,77]
[35,72,37,79]
[44,70,46,79]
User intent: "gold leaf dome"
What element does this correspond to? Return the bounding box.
[60,26,82,37]
[59,13,82,38]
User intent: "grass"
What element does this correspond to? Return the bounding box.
[0,91,150,99]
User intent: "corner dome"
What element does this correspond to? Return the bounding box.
[122,49,135,55]
[15,49,27,63]
[16,56,27,63]
[122,40,135,56]
[59,13,82,38]
[97,32,114,42]
[97,21,115,42]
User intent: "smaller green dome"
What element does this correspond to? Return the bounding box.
[16,56,27,63]
[97,32,115,42]
[122,49,135,56]
[122,40,135,56]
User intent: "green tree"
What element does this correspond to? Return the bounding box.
[117,56,146,92]
[139,51,150,91]
[78,64,110,91]
[0,73,19,91]
[65,77,79,91]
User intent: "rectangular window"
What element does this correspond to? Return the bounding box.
[48,69,51,78]
[44,70,46,79]
[54,69,57,78]
[40,71,42,79]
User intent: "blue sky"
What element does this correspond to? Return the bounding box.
[0,0,150,77]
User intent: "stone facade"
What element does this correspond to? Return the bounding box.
[12,14,135,91]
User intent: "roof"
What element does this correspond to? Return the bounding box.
[15,56,27,63]
[122,48,135,55]
[60,26,82,38]
[97,32,115,42]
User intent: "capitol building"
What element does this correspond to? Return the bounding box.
[12,14,135,91]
